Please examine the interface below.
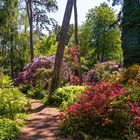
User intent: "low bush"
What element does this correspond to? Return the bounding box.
[0,73,13,88]
[0,73,30,140]
[0,88,29,119]
[43,86,85,111]
[27,86,46,99]
[0,118,19,140]
[60,82,135,139]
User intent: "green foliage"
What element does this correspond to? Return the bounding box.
[0,0,20,77]
[0,88,29,119]
[79,3,122,64]
[34,34,58,57]
[0,73,13,88]
[0,118,19,140]
[18,84,31,94]
[0,73,29,140]
[27,86,46,99]
[43,86,85,111]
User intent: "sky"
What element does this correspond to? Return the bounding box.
[50,0,121,26]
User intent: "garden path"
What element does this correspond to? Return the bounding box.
[18,100,70,140]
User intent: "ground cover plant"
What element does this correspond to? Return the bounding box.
[0,73,30,140]
[43,85,85,111]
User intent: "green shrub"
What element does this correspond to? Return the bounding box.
[18,84,31,94]
[27,86,46,99]
[0,73,30,140]
[43,86,85,111]
[0,118,19,140]
[0,73,13,88]
[0,88,29,119]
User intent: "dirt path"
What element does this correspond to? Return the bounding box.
[18,100,69,140]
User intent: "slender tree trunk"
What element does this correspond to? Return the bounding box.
[10,36,14,79]
[122,0,140,66]
[74,0,83,84]
[74,0,79,46]
[26,0,34,61]
[97,43,100,61]
[49,0,74,94]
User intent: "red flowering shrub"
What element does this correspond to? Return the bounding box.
[60,82,134,139]
[66,83,125,116]
[128,101,140,130]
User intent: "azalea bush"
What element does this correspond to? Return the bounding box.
[128,101,140,130]
[60,82,136,139]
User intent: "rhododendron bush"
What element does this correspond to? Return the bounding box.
[60,82,140,139]
[14,56,71,87]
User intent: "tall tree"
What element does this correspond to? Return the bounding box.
[111,0,140,66]
[74,0,83,84]
[25,0,34,61]
[24,0,58,61]
[50,0,74,94]
[80,3,122,62]
[0,0,19,78]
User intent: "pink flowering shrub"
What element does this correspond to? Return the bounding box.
[14,56,71,87]
[128,101,140,130]
[60,82,135,139]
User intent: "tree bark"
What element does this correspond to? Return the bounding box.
[10,36,14,79]
[26,0,34,61]
[49,0,74,94]
[74,0,83,84]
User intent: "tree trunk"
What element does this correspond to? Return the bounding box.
[49,0,74,94]
[10,36,14,79]
[74,0,83,84]
[122,0,140,66]
[26,0,34,61]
